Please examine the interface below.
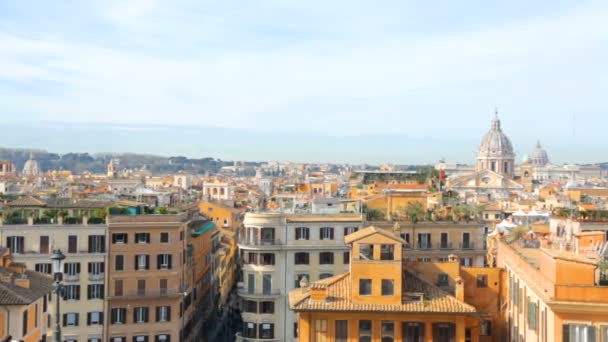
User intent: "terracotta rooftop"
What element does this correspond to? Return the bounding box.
[0,268,53,305]
[289,270,477,314]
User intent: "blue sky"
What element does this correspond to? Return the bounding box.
[1,1,607,164]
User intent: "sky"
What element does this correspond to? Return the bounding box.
[1,1,607,164]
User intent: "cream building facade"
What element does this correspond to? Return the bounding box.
[237,209,364,341]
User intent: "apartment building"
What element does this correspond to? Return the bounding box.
[493,231,608,341]
[0,220,107,341]
[289,226,497,341]
[106,207,214,342]
[0,248,53,342]
[373,222,488,267]
[237,201,364,341]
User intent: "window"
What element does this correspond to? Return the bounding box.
[359,279,372,295]
[295,274,309,288]
[87,311,103,325]
[294,322,299,338]
[319,273,333,280]
[380,244,394,260]
[401,233,411,248]
[157,254,172,269]
[68,235,78,253]
[88,262,105,275]
[260,301,274,314]
[160,232,169,243]
[244,300,257,313]
[39,235,50,254]
[135,233,150,244]
[359,320,372,342]
[262,274,272,294]
[402,322,425,341]
[417,233,431,249]
[63,285,80,300]
[35,263,52,274]
[477,274,488,288]
[88,235,105,253]
[437,273,449,287]
[260,227,275,243]
[64,262,81,276]
[344,227,359,236]
[260,253,275,265]
[135,254,150,270]
[417,257,431,262]
[111,338,126,342]
[137,279,146,296]
[480,320,492,336]
[433,323,455,342]
[381,279,394,296]
[359,244,374,260]
[115,255,124,271]
[314,320,327,342]
[111,308,126,324]
[7,236,24,254]
[440,232,450,249]
[295,252,309,265]
[88,339,102,342]
[259,323,274,339]
[319,252,334,264]
[133,336,149,342]
[112,233,128,244]
[381,321,394,342]
[527,297,538,331]
[243,323,257,338]
[460,257,472,267]
[156,306,171,322]
[22,309,28,336]
[320,227,334,240]
[462,232,471,249]
[87,284,104,299]
[155,335,170,342]
[114,280,123,296]
[247,252,258,265]
[336,320,348,342]
[295,227,310,240]
[343,251,350,264]
[134,307,149,323]
[63,312,79,327]
[563,324,596,341]
[160,279,168,294]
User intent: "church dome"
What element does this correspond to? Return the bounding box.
[530,141,549,167]
[22,152,40,177]
[477,114,514,158]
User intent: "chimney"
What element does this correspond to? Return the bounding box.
[83,212,89,226]
[310,283,328,302]
[14,275,30,289]
[0,273,12,284]
[455,276,464,302]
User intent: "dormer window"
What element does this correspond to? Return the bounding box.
[359,244,374,260]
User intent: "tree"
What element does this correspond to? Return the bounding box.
[398,202,426,224]
[362,204,384,221]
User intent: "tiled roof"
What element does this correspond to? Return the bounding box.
[290,270,477,314]
[344,226,405,245]
[7,196,46,207]
[0,268,53,305]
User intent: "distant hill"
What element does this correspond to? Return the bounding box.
[0,148,253,174]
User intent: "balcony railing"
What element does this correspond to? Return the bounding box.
[439,242,453,250]
[240,239,282,247]
[460,242,475,250]
[417,242,433,250]
[88,273,104,281]
[111,289,185,299]
[235,333,280,342]
[237,288,281,298]
[64,274,80,282]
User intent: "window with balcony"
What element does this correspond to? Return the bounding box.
[259,323,274,339]
[336,320,348,342]
[157,254,172,269]
[462,232,472,249]
[63,285,80,300]
[295,227,310,240]
[137,279,146,296]
[320,227,334,240]
[156,306,171,322]
[381,279,394,296]
[64,262,80,276]
[135,254,150,270]
[359,320,372,342]
[260,253,275,265]
[160,232,169,243]
[244,300,257,313]
[359,244,374,260]
[295,252,310,265]
[63,312,79,327]
[134,307,149,323]
[381,321,394,342]
[35,263,52,274]
[88,262,105,277]
[440,233,450,249]
[114,279,123,297]
[110,308,126,324]
[112,233,128,244]
[68,235,78,253]
[115,255,124,271]
[40,235,49,254]
[6,236,24,254]
[135,233,150,244]
[477,274,488,288]
[88,235,105,253]
[359,279,372,296]
[243,323,257,338]
[159,279,167,295]
[260,228,275,244]
[417,233,431,249]
[380,244,394,260]
[87,311,103,325]
[87,284,104,300]
[319,252,334,264]
[247,253,258,265]
[260,301,274,313]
